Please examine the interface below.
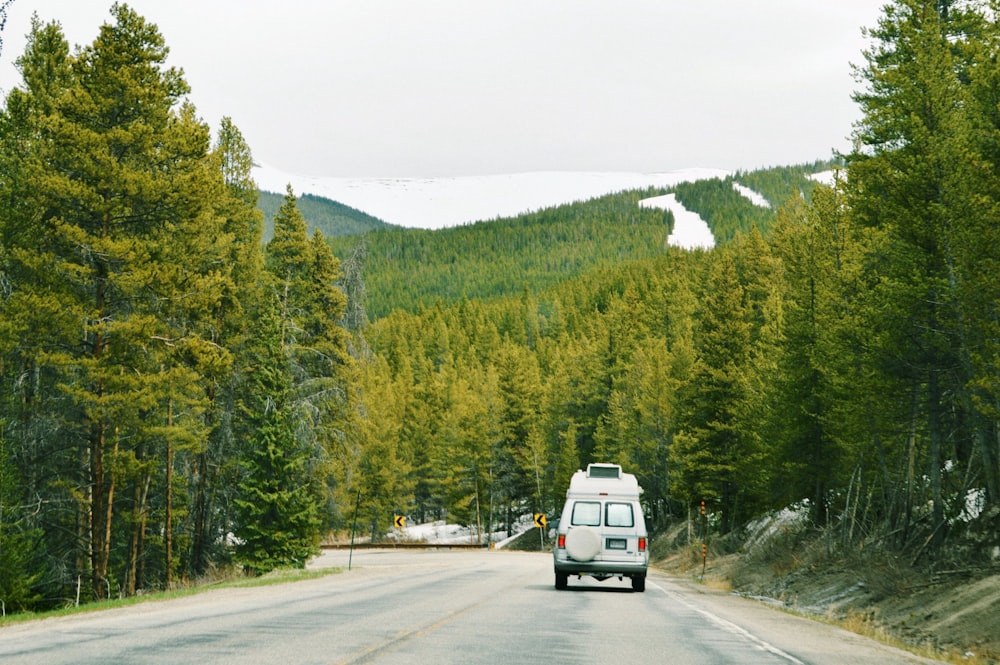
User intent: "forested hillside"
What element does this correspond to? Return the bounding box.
[257,189,394,241]
[675,161,831,244]
[326,164,827,320]
[328,188,674,320]
[1,0,999,620]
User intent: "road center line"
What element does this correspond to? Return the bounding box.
[328,599,483,665]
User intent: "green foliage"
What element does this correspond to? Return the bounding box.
[0,433,43,611]
[233,305,323,575]
[0,7,351,606]
[328,188,675,319]
[845,0,1000,542]
[257,190,394,241]
[329,164,830,321]
[5,0,1000,615]
[673,247,768,532]
[672,177,775,244]
[733,160,835,207]
[0,4,231,601]
[337,28,1000,554]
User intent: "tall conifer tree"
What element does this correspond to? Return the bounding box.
[0,5,226,598]
[848,0,987,542]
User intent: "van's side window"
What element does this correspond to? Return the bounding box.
[571,501,601,526]
[605,502,634,527]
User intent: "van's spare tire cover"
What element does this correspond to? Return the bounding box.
[565,527,601,562]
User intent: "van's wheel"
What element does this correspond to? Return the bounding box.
[632,574,646,592]
[555,571,568,590]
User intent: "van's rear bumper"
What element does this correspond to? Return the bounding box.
[553,554,648,577]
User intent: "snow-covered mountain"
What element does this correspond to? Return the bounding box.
[252,163,728,243]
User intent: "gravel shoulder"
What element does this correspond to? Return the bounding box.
[652,518,1000,665]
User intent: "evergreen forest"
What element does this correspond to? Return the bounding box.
[257,190,394,242]
[2,0,1000,614]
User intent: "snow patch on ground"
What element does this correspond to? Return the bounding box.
[640,193,716,250]
[743,504,811,552]
[391,520,524,549]
[808,170,838,187]
[733,182,771,208]
[392,520,480,545]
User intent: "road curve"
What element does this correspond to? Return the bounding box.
[0,549,944,665]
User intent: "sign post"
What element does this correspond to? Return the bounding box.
[534,513,547,550]
[349,489,361,570]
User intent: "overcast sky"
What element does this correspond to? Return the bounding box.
[0,1,885,179]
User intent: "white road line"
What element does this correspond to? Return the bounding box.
[650,581,805,665]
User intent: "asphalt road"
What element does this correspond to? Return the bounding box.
[0,549,944,665]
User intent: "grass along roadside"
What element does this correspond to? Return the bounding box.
[0,565,344,627]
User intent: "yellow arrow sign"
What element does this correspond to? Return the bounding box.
[394,514,405,528]
[533,513,547,528]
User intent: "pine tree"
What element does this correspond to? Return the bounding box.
[767,191,850,524]
[848,0,989,542]
[0,5,227,599]
[0,432,43,610]
[493,341,543,535]
[349,354,414,539]
[187,117,266,577]
[0,16,77,607]
[264,186,354,531]
[675,249,764,533]
[958,11,1000,507]
[233,305,322,574]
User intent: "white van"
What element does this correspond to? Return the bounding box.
[552,463,649,591]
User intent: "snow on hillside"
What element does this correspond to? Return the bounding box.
[253,163,729,231]
[639,193,716,250]
[808,170,841,187]
[250,164,814,251]
[733,182,771,208]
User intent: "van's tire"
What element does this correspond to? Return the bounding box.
[565,527,601,562]
[632,574,646,592]
[555,571,568,590]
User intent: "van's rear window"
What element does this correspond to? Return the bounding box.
[605,502,634,527]
[570,501,601,526]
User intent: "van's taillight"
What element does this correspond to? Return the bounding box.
[558,534,566,549]
[638,537,647,551]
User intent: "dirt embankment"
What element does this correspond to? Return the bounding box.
[652,507,1000,664]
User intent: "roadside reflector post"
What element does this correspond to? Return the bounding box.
[700,500,708,581]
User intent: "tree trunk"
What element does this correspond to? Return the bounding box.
[89,420,110,600]
[191,384,216,577]
[928,370,944,549]
[985,418,1000,507]
[165,398,174,589]
[191,449,210,576]
[126,482,141,596]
